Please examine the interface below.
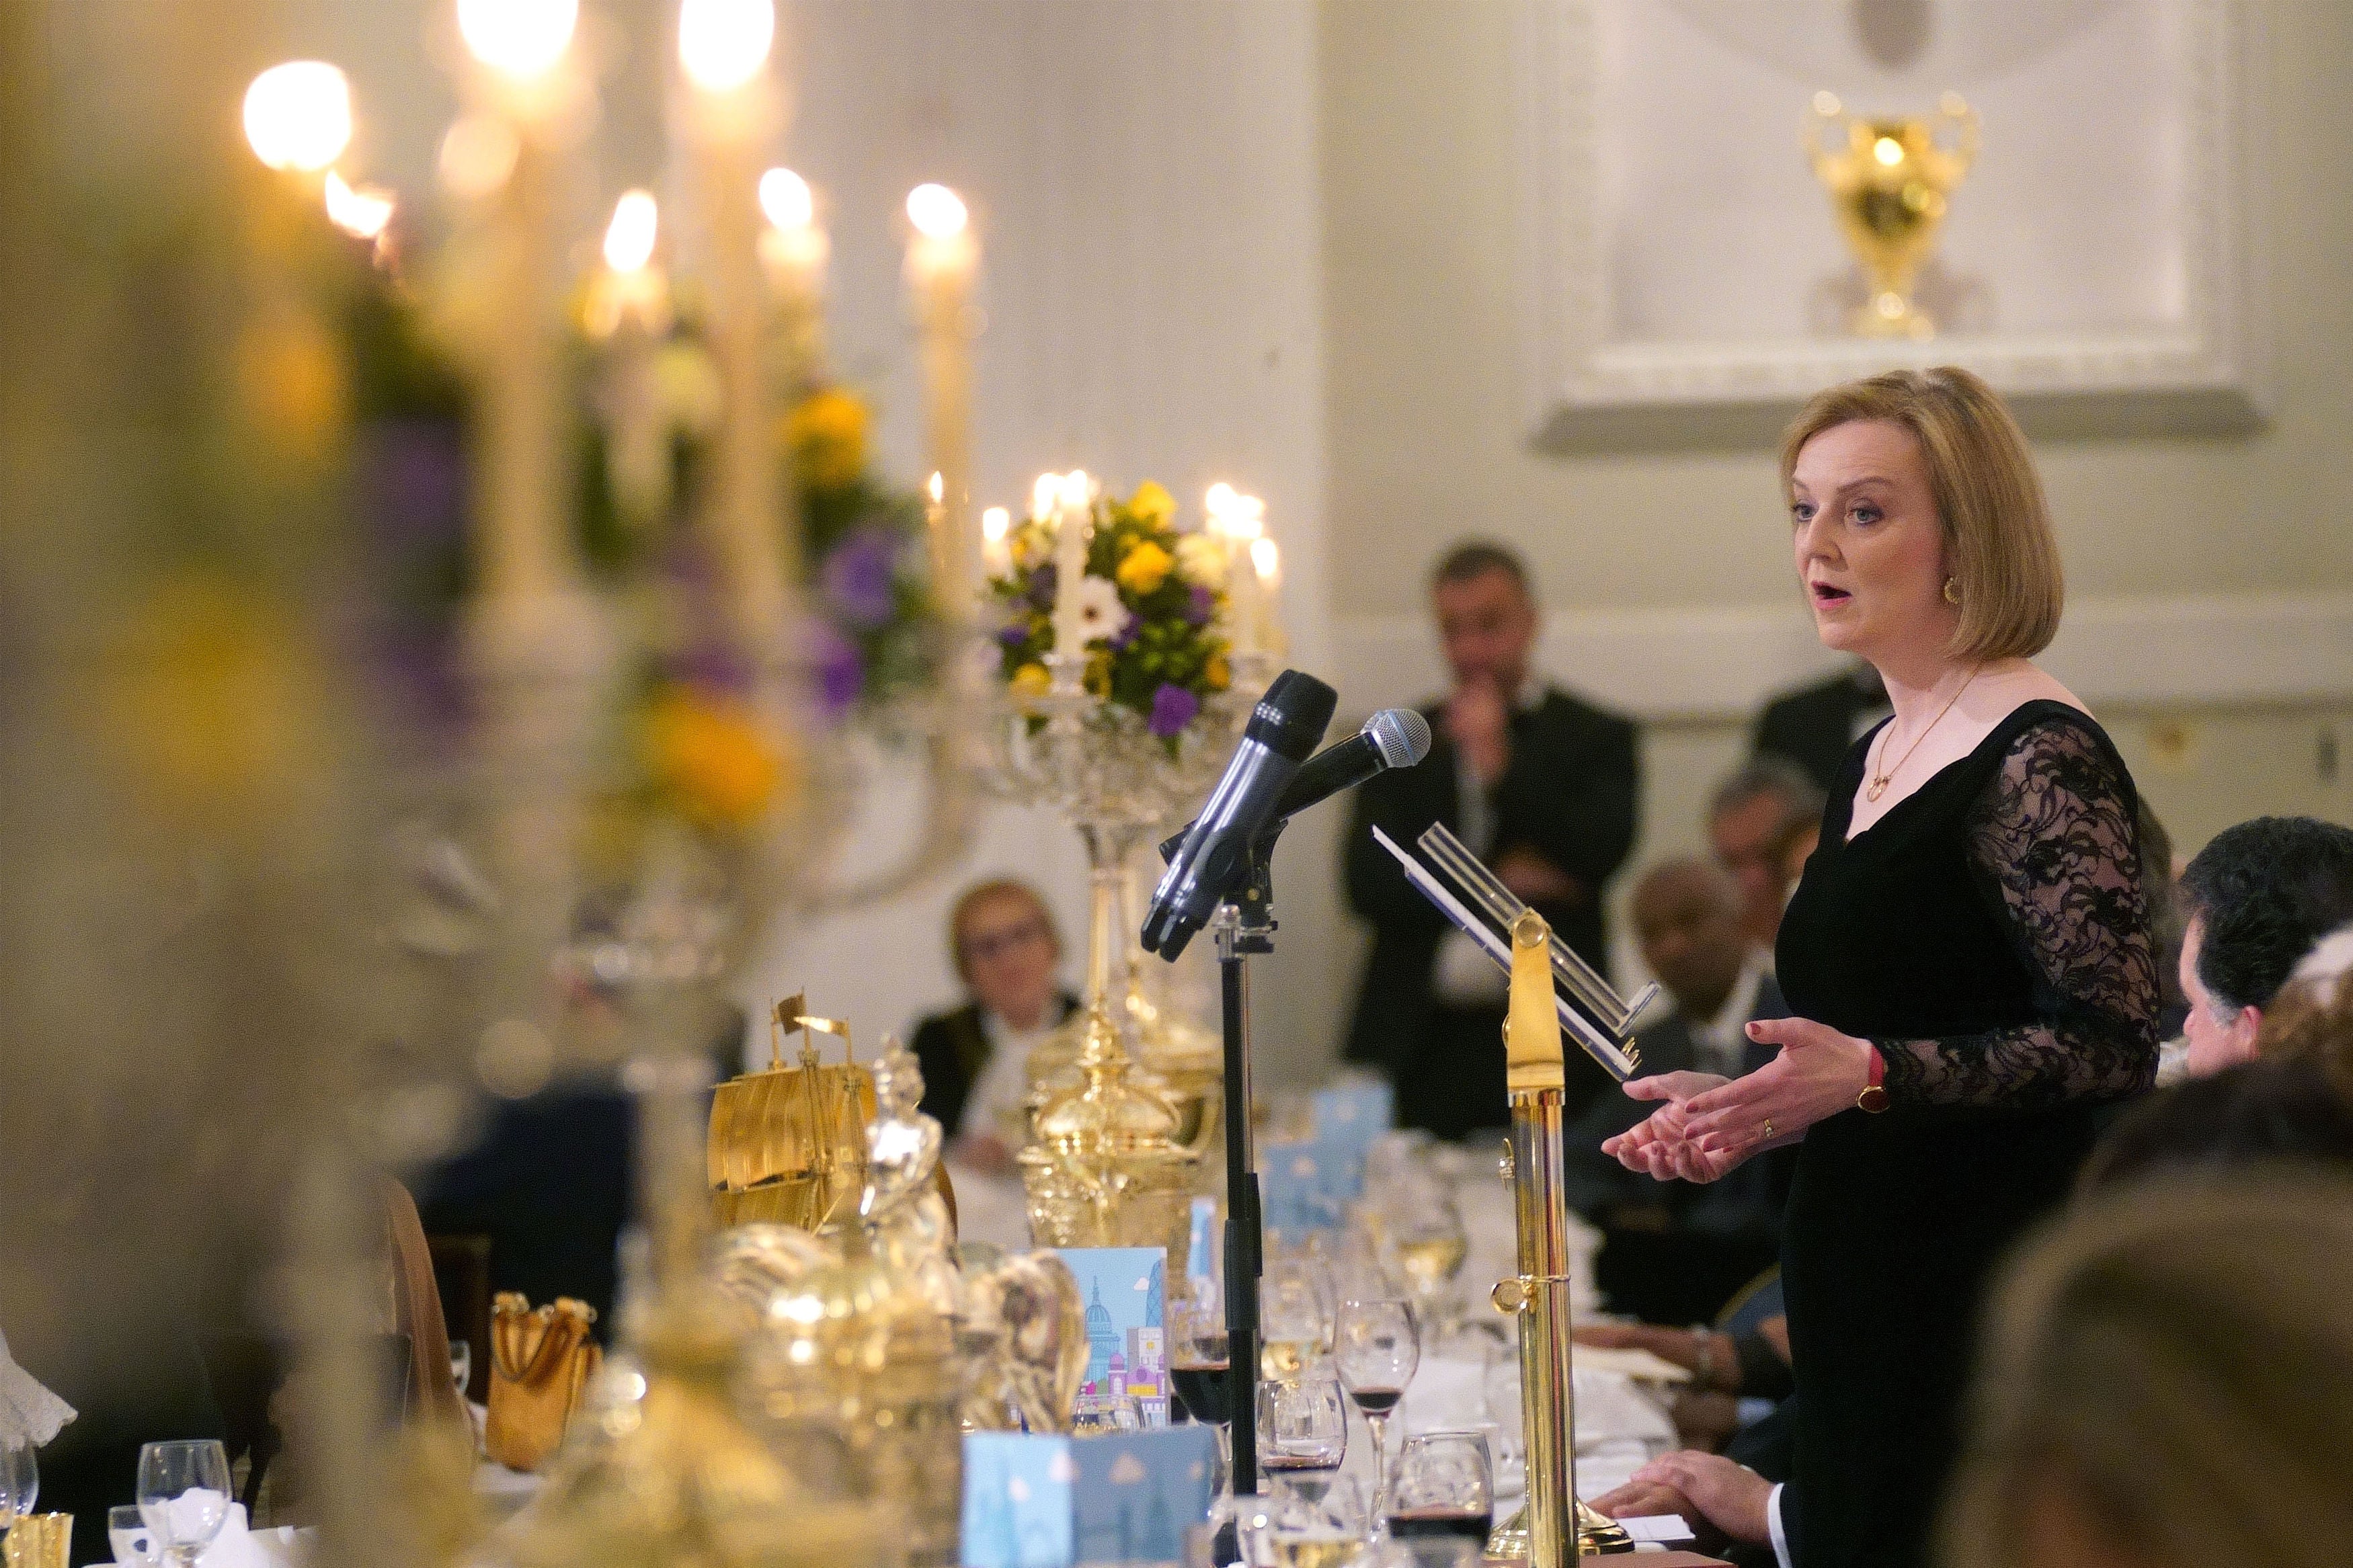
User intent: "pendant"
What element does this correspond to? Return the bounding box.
[1865,775,1889,802]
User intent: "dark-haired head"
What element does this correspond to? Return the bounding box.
[2081,1058,2353,1194]
[2176,816,2353,1077]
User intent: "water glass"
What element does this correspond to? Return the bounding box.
[136,1440,232,1568]
[1248,1474,1369,1566]
[108,1505,161,1568]
[1257,1376,1348,1491]
[1259,1253,1334,1383]
[1384,1430,1494,1546]
[1,1442,38,1524]
[448,1337,473,1398]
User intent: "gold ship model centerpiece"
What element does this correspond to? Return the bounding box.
[709,996,876,1229]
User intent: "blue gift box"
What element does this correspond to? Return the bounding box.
[961,1426,1218,1567]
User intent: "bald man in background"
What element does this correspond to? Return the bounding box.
[1568,858,1794,1324]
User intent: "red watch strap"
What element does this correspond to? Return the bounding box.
[1858,1043,1890,1112]
[1868,1044,1886,1089]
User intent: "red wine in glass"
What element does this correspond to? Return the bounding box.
[1386,1508,1493,1542]
[1171,1360,1234,1428]
[1347,1385,1404,1415]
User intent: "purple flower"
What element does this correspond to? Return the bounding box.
[1148,682,1199,738]
[810,624,864,719]
[998,620,1031,648]
[1110,615,1142,651]
[1183,583,1215,628]
[1025,563,1058,612]
[820,527,898,630]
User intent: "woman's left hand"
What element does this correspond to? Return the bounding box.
[1681,1016,1875,1157]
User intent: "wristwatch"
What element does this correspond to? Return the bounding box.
[1858,1044,1889,1113]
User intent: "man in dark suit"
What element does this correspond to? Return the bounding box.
[908,878,1078,1175]
[1749,661,1889,795]
[1342,541,1638,1139]
[1568,858,1793,1324]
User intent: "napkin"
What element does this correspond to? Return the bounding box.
[0,1327,73,1448]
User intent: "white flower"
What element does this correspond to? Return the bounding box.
[1071,575,1131,645]
[1174,533,1228,589]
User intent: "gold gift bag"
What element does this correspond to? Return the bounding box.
[484,1292,600,1473]
[2,1513,69,1568]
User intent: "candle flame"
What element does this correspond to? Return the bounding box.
[456,0,580,81]
[323,171,396,239]
[679,0,775,93]
[1203,482,1237,517]
[1251,537,1279,582]
[906,182,969,239]
[603,189,659,273]
[1031,473,1061,520]
[243,61,353,173]
[1873,135,1904,167]
[1059,470,1092,511]
[758,167,813,231]
[982,507,1010,542]
[438,114,519,197]
[927,472,945,505]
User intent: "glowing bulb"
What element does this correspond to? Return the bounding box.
[457,0,580,79]
[602,189,658,273]
[982,507,1010,544]
[1031,473,1061,520]
[928,471,945,505]
[906,182,969,239]
[243,62,353,173]
[323,171,396,239]
[1250,537,1279,582]
[679,0,774,93]
[1874,135,1904,167]
[758,167,813,231]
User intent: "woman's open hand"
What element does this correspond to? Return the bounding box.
[1679,1016,1874,1158]
[1600,1072,1750,1184]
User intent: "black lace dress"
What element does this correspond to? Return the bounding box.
[1772,701,2158,1568]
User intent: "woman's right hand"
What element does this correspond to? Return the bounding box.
[1602,1073,1752,1184]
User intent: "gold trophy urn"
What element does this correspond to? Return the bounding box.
[1806,91,1979,339]
[709,997,875,1229]
[1017,998,1199,1273]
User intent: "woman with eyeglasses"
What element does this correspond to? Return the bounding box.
[908,879,1078,1176]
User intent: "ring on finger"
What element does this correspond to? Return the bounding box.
[1762,1116,1774,1140]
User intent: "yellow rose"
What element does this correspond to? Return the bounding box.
[641,688,785,829]
[1129,480,1177,530]
[1205,653,1232,692]
[1115,540,1174,595]
[1010,662,1053,699]
[785,387,871,493]
[1174,534,1228,589]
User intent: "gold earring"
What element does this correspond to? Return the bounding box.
[1944,576,1961,605]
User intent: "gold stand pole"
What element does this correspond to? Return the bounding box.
[1486,912,1636,1563]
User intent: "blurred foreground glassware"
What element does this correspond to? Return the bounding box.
[107,1506,159,1568]
[135,1441,231,1568]
[1257,1376,1347,1499]
[1385,1431,1492,1546]
[1248,1475,1369,1568]
[1260,1252,1335,1383]
[1333,1299,1419,1518]
[0,1445,33,1525]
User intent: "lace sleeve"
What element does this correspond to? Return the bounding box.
[1876,716,2159,1107]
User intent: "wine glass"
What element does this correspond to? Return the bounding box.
[1249,1473,1369,1567]
[1333,1298,1419,1518]
[1381,1186,1467,1328]
[1479,1347,1525,1496]
[1385,1430,1494,1546]
[136,1440,232,1568]
[448,1337,473,1399]
[1260,1253,1334,1383]
[0,1442,37,1533]
[1256,1376,1348,1501]
[108,1505,161,1568]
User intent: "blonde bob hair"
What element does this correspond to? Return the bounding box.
[1780,366,2063,663]
[1942,1176,2353,1568]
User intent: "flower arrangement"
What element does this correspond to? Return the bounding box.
[987,479,1232,744]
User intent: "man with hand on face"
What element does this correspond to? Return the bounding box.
[1342,540,1639,1139]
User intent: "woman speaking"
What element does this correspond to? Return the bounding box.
[1605,367,2158,1568]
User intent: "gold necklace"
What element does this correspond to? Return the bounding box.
[1865,669,1979,803]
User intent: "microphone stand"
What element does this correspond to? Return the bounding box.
[1211,832,1277,1508]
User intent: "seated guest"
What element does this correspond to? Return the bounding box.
[1706,760,1825,951]
[2249,923,2353,1085]
[2174,815,2353,1077]
[1940,1176,2353,1568]
[2081,1056,2353,1192]
[1566,859,1791,1324]
[1749,661,1889,795]
[909,879,1077,1176]
[1578,1272,1792,1455]
[1344,540,1639,1137]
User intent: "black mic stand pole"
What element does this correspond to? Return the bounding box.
[1214,834,1278,1506]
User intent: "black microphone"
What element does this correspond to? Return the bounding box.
[1158,708,1433,864]
[1140,669,1337,960]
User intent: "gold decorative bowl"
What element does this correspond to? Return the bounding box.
[1017,1005,1201,1272]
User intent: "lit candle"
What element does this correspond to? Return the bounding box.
[243,60,353,188]
[1206,484,1263,659]
[1052,470,1093,662]
[1250,532,1285,658]
[678,0,793,648]
[904,181,980,624]
[447,0,586,608]
[589,192,672,527]
[980,506,1012,579]
[757,166,828,386]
